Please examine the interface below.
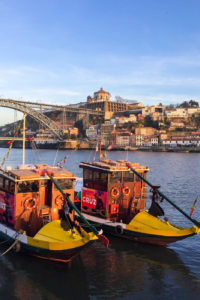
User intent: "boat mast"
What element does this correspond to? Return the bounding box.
[22,113,26,165]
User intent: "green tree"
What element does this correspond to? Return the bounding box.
[179,101,189,108]
[189,100,199,107]
[178,100,199,108]
[144,116,159,129]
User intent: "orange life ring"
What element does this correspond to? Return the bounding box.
[24,198,37,210]
[55,194,65,206]
[122,186,130,196]
[111,187,120,198]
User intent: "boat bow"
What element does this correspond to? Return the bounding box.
[126,211,200,245]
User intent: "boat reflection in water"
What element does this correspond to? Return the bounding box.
[0,252,89,300]
[1,237,200,299]
[80,238,200,299]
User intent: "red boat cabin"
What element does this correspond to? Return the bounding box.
[79,160,149,223]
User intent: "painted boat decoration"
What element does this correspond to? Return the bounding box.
[75,159,200,246]
[0,164,101,262]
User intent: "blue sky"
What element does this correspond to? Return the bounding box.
[0,0,200,124]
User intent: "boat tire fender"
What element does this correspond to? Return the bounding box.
[99,209,106,217]
[115,225,123,235]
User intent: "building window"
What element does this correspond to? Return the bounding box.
[55,179,73,190]
[110,172,122,184]
[18,181,39,193]
[83,169,93,188]
[0,176,3,189]
[123,171,134,183]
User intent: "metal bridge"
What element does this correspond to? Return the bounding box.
[0,98,104,141]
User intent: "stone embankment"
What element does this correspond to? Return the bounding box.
[0,139,200,152]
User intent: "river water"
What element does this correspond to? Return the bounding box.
[0,148,200,300]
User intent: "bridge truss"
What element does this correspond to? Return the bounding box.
[0,98,104,141]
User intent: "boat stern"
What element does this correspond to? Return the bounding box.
[26,220,97,262]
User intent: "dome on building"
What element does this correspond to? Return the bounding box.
[96,87,110,95]
[94,88,110,102]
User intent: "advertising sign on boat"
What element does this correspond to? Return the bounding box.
[0,192,14,224]
[81,187,107,217]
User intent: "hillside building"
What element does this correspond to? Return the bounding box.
[116,132,132,147]
[84,88,143,120]
[142,105,165,121]
[135,127,157,136]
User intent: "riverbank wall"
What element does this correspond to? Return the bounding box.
[0,139,200,153]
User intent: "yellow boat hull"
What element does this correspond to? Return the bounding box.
[79,211,200,246]
[25,220,97,262]
[125,211,200,246]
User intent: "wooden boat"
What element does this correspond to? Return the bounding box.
[0,115,109,262]
[75,159,200,246]
[0,164,98,262]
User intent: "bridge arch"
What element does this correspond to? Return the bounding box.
[0,99,64,140]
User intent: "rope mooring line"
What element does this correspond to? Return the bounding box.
[0,231,23,257]
[0,231,19,245]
